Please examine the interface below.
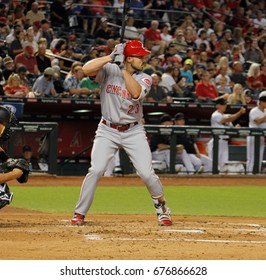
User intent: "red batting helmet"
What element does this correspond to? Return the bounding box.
[124,40,151,57]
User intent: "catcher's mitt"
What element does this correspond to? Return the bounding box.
[1,158,30,183]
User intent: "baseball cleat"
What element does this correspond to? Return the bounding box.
[71,213,85,225]
[158,213,172,226]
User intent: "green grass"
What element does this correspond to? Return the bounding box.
[9,185,266,218]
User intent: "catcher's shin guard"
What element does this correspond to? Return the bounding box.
[0,184,13,209]
[152,198,172,226]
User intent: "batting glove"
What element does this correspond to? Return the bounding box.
[110,43,124,62]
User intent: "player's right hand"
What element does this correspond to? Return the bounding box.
[110,43,124,61]
[239,107,246,114]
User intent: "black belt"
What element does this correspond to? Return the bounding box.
[102,119,138,132]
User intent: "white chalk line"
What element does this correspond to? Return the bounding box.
[84,234,266,244]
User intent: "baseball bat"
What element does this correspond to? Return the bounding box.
[120,0,131,43]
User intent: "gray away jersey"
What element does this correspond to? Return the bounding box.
[95,63,152,124]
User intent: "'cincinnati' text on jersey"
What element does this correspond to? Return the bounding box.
[105,84,132,100]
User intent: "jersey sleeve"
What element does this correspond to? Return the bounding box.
[132,73,152,101]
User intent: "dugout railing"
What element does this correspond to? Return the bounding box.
[7,122,58,175]
[144,125,264,175]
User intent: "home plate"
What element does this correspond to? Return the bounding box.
[164,229,204,233]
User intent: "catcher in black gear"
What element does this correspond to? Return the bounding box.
[0,105,30,210]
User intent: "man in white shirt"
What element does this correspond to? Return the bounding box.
[246,91,266,174]
[207,97,246,172]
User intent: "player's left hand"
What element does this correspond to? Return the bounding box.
[110,43,124,62]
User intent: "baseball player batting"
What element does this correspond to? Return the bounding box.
[0,106,30,209]
[71,40,172,226]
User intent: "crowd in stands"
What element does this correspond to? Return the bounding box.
[0,0,266,103]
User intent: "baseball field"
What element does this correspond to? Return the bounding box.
[1,175,266,260]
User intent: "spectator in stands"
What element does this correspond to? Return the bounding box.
[52,65,68,97]
[8,29,24,59]
[244,89,257,105]
[32,67,57,97]
[122,16,143,41]
[145,73,171,103]
[25,2,45,26]
[143,55,163,75]
[246,91,266,174]
[207,97,246,172]
[3,73,32,98]
[159,65,184,97]
[227,83,246,105]
[2,56,15,82]
[259,59,266,89]
[59,46,76,72]
[5,22,22,45]
[14,42,40,75]
[81,47,98,64]
[94,17,113,45]
[32,20,42,44]
[10,4,26,26]
[193,63,205,86]
[16,65,32,89]
[68,34,84,61]
[213,21,225,41]
[195,30,211,52]
[170,29,187,54]
[195,70,219,102]
[50,0,69,28]
[174,112,212,174]
[144,20,166,55]
[197,18,214,39]
[63,65,91,98]
[129,0,145,19]
[229,61,247,87]
[180,58,194,97]
[35,40,52,73]
[25,27,38,52]
[160,24,172,44]
[40,19,53,48]
[246,62,263,98]
[80,76,100,99]
[243,38,263,65]
[51,38,67,56]
[216,75,232,96]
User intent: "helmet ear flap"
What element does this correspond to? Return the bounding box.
[0,106,18,141]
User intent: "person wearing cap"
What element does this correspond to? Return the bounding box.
[72,40,172,227]
[207,97,246,172]
[14,42,40,75]
[21,145,40,171]
[94,17,113,45]
[2,56,15,81]
[150,114,194,174]
[68,34,84,61]
[246,91,266,174]
[180,58,194,97]
[174,113,212,173]
[32,67,57,97]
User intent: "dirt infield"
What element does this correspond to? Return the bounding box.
[1,175,266,260]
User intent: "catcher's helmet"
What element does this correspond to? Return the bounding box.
[0,106,17,141]
[124,40,151,57]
